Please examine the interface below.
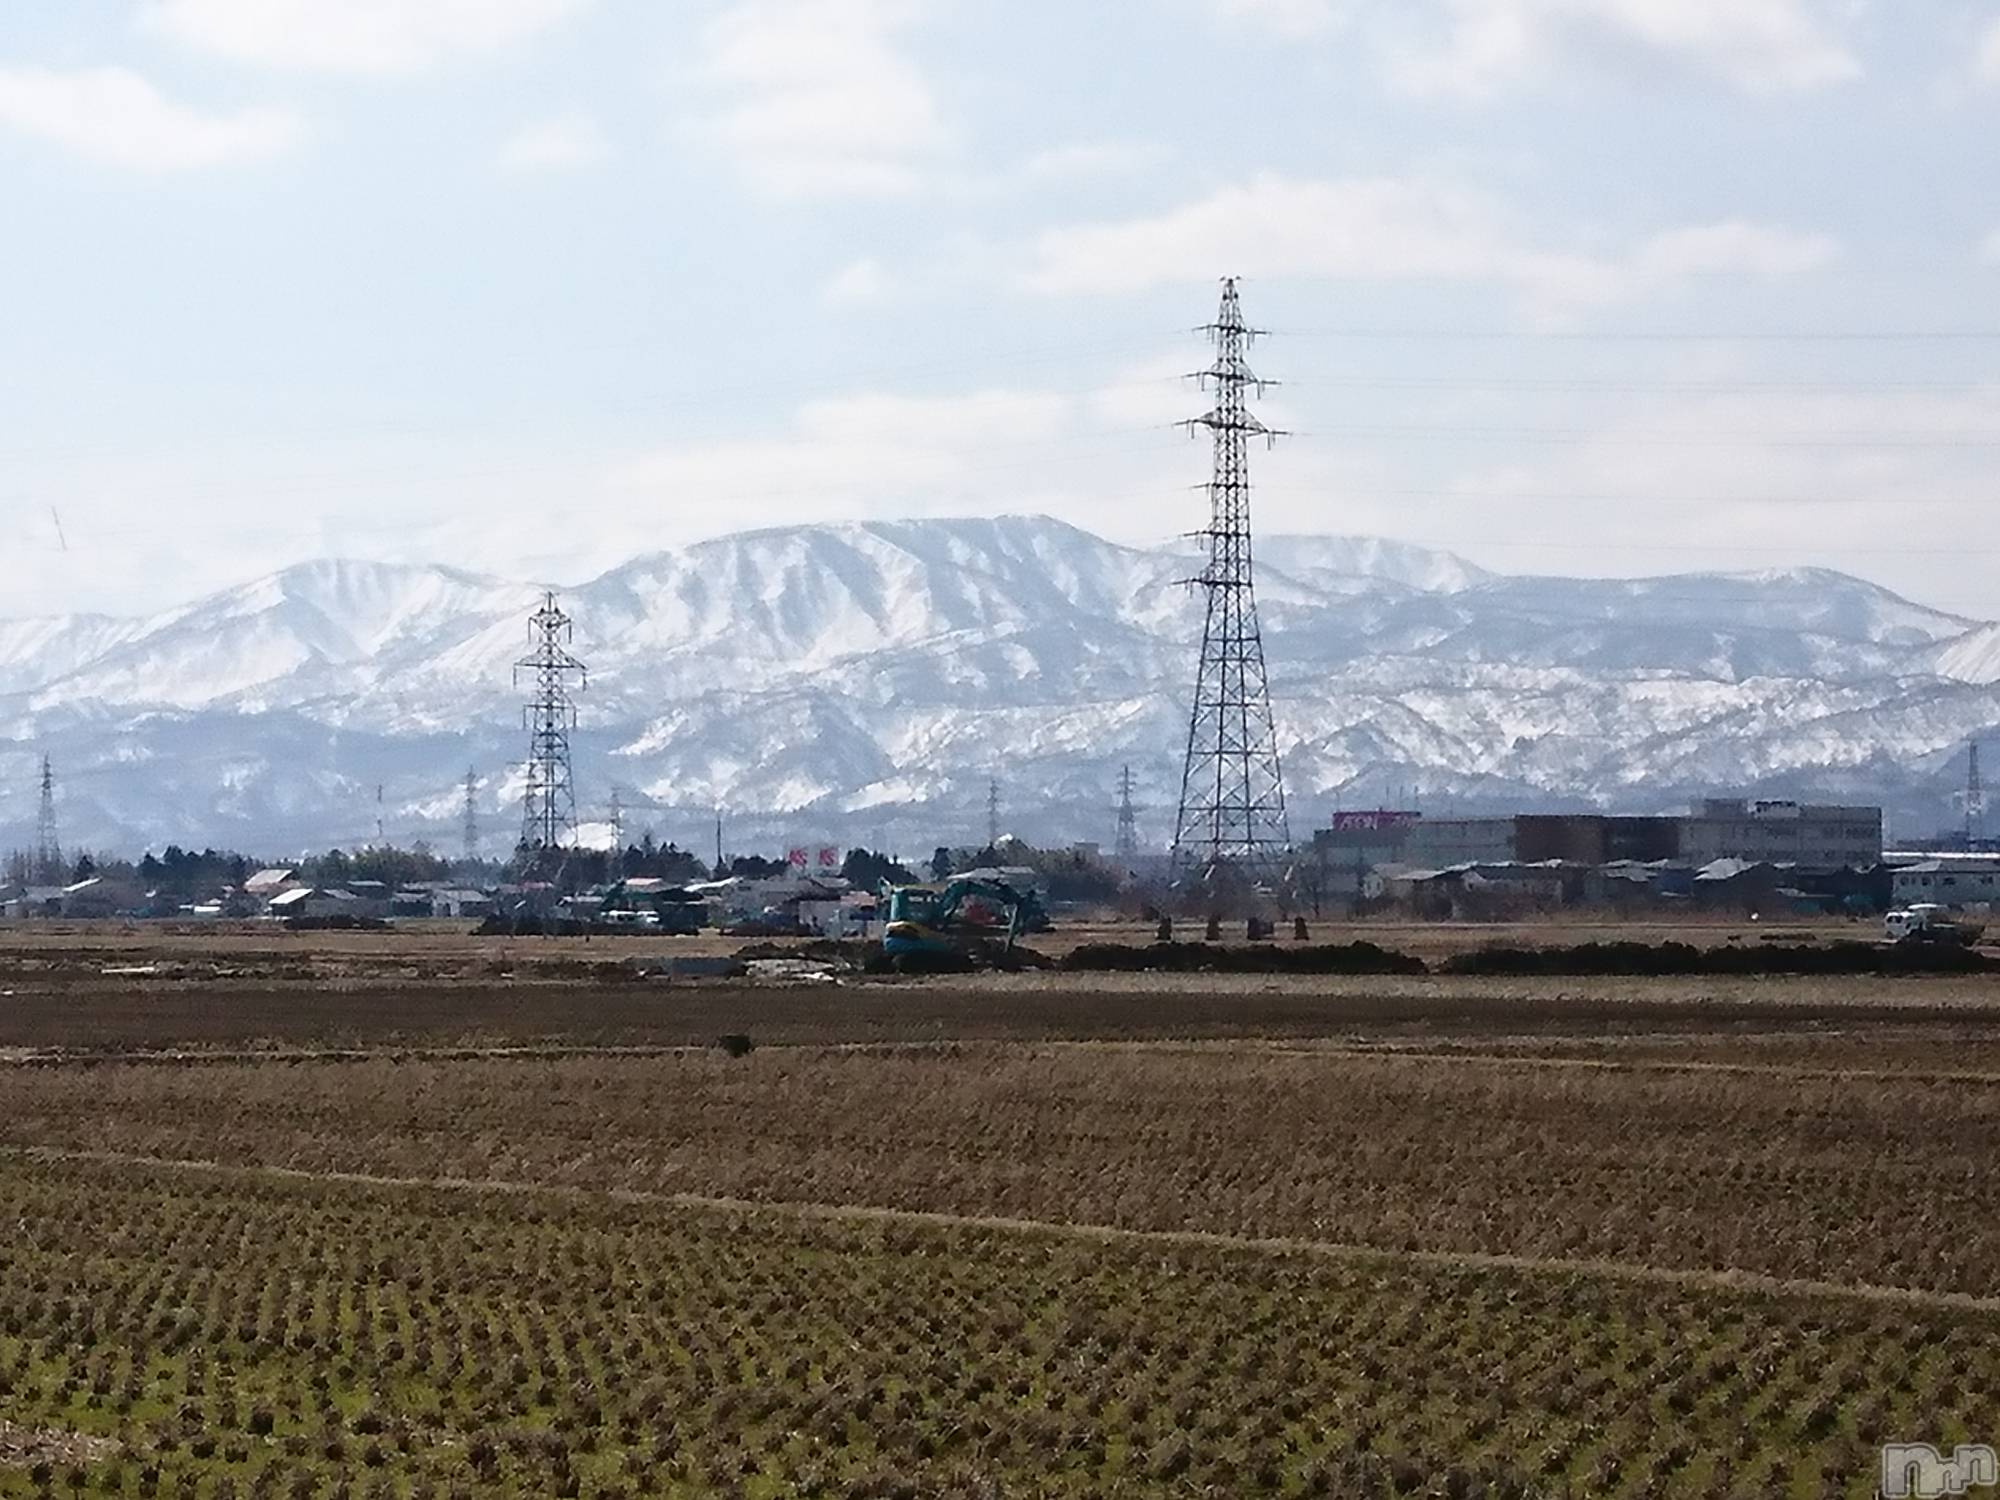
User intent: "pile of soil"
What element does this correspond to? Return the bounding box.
[1441,940,1998,977]
[1060,941,1429,975]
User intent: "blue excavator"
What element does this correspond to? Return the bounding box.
[881,876,1046,960]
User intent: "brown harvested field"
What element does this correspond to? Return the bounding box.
[4,918,1999,1053]
[2,923,1998,1496]
[10,1027,2000,1297]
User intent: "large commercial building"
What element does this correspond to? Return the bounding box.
[1404,814,1683,869]
[1310,811,1422,866]
[1890,857,2000,909]
[1381,799,1882,873]
[1679,799,1883,869]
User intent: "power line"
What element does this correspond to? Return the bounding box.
[1282,375,2000,395]
[1286,328,2000,343]
[1291,423,2000,448]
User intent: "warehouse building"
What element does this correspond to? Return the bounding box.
[1679,799,1882,869]
[1393,801,1880,873]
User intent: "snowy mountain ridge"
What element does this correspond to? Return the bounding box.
[2,514,1996,853]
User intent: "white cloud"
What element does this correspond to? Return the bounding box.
[1978,19,2000,85]
[695,0,949,198]
[1631,221,1838,280]
[1018,174,1836,310]
[1982,228,2000,264]
[1388,0,1860,98]
[145,0,589,76]
[611,387,1083,531]
[1016,141,1170,184]
[0,65,301,170]
[1209,0,1343,39]
[1023,175,1554,295]
[497,113,609,172]
[824,257,893,305]
[1419,386,2000,613]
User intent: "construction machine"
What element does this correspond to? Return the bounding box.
[881,877,1044,960]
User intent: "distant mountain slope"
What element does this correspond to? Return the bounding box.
[1919,622,2000,686]
[0,514,1991,853]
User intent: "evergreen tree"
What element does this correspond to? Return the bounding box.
[841,848,915,889]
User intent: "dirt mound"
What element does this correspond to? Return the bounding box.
[1060,942,1429,975]
[1441,940,1998,977]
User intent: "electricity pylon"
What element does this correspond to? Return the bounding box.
[1169,278,1291,886]
[1115,765,1140,865]
[515,591,587,852]
[34,755,62,884]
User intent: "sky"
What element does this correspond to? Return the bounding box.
[6,0,2000,618]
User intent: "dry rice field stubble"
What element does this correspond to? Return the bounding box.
[9,1036,2000,1298]
[1,1153,1996,1500]
[5,946,2000,1495]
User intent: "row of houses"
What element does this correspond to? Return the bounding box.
[1,865,1029,937]
[0,869,497,922]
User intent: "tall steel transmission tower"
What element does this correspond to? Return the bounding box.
[461,767,479,864]
[1170,279,1291,884]
[514,591,587,852]
[34,755,62,883]
[1115,765,1140,865]
[986,778,1001,849]
[1964,739,1987,845]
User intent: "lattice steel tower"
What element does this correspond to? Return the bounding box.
[515,592,587,851]
[461,767,479,863]
[1170,279,1291,882]
[1115,765,1139,865]
[34,755,61,883]
[1965,739,1988,845]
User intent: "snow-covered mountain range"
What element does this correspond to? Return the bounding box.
[4,514,1997,857]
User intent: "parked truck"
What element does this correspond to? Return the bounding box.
[1884,903,1985,947]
